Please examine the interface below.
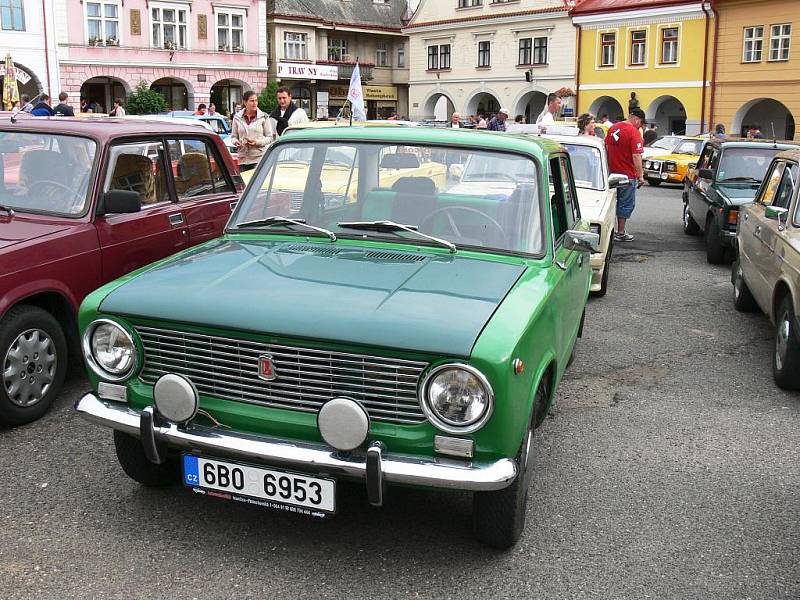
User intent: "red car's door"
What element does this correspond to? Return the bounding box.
[95,140,190,282]
[166,137,239,245]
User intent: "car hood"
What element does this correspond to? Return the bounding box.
[99,239,528,357]
[645,153,698,164]
[575,187,609,221]
[715,183,762,206]
[0,217,71,250]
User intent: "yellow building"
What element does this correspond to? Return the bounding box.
[572,0,715,136]
[711,0,798,140]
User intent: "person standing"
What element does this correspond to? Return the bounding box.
[231,89,274,172]
[577,113,597,136]
[30,94,54,116]
[515,114,526,124]
[600,113,613,127]
[449,112,462,128]
[643,123,658,145]
[53,92,75,116]
[195,103,207,115]
[535,93,562,128]
[487,108,509,132]
[475,113,487,129]
[208,103,217,116]
[269,87,309,137]
[713,123,727,139]
[109,98,126,117]
[605,107,646,242]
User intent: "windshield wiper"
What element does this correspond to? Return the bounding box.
[0,205,14,216]
[718,176,761,183]
[338,220,456,253]
[236,216,337,241]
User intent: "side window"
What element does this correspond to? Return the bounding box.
[774,163,797,210]
[559,156,580,227]
[549,157,569,241]
[167,138,234,199]
[697,146,719,172]
[104,141,169,206]
[759,161,786,206]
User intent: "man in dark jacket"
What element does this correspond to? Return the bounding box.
[31,94,55,116]
[269,87,308,136]
[53,92,75,116]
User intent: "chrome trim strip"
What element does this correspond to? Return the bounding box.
[75,394,517,492]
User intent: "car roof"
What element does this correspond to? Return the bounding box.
[277,124,562,157]
[710,138,799,149]
[0,115,218,140]
[169,111,227,121]
[775,149,800,162]
[539,133,606,151]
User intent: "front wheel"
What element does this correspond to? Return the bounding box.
[732,262,758,312]
[683,204,700,235]
[593,239,613,297]
[705,217,726,264]
[473,379,546,549]
[0,306,68,427]
[773,296,800,390]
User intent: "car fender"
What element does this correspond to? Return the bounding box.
[0,279,80,321]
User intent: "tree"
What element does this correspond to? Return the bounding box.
[258,80,279,114]
[126,80,169,115]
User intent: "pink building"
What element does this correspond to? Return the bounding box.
[53,0,268,114]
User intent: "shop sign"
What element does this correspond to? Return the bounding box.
[0,66,31,85]
[277,63,339,81]
[328,85,397,101]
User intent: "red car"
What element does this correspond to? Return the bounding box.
[0,116,243,426]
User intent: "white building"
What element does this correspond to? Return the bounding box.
[403,0,577,123]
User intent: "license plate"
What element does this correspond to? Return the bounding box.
[183,455,335,517]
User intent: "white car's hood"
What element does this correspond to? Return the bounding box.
[575,187,610,221]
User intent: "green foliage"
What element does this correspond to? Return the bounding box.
[258,80,279,114]
[125,80,169,115]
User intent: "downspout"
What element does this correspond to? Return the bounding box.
[700,1,711,133]
[41,0,52,94]
[575,22,582,115]
[708,0,720,132]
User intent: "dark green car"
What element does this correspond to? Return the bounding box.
[75,126,598,548]
[683,138,798,263]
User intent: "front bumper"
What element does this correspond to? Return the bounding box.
[645,169,682,183]
[76,393,518,493]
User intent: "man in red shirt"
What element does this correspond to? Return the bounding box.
[605,107,646,242]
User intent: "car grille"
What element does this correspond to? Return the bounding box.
[135,326,429,425]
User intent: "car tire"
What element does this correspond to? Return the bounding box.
[0,306,68,427]
[683,204,700,235]
[773,296,800,390]
[473,379,545,549]
[647,178,661,187]
[732,262,758,313]
[705,217,726,264]
[593,239,613,298]
[114,430,179,487]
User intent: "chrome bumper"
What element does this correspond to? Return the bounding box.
[75,393,517,493]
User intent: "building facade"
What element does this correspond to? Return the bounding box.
[404,0,576,123]
[710,0,797,140]
[0,0,60,102]
[53,0,269,114]
[572,0,714,136]
[268,0,411,120]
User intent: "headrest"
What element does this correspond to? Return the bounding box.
[380,152,420,169]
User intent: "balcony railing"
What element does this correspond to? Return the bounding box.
[317,60,374,81]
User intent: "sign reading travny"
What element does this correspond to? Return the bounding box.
[276,63,339,81]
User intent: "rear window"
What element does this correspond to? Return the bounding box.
[0,131,97,216]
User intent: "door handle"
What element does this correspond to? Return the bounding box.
[744,213,749,221]
[169,213,184,226]
[229,201,238,211]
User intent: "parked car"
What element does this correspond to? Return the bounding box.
[75,126,598,548]
[643,136,703,186]
[683,138,798,263]
[0,116,243,426]
[167,111,236,155]
[643,134,689,158]
[733,150,800,388]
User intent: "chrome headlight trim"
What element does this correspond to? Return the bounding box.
[82,318,139,382]
[418,363,495,434]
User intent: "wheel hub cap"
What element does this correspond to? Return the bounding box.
[776,316,790,371]
[2,329,57,407]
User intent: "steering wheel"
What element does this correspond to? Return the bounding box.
[420,206,505,241]
[28,180,85,212]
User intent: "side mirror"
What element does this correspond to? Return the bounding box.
[765,205,789,229]
[100,190,141,215]
[698,168,714,180]
[564,230,600,253]
[608,173,630,189]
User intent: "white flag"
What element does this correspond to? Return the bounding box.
[347,62,367,122]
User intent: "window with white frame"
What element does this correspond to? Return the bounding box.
[1,0,25,31]
[217,9,244,52]
[151,4,188,49]
[396,42,405,68]
[458,0,482,6]
[769,23,791,61]
[661,27,679,64]
[477,40,490,67]
[743,26,764,62]
[533,36,547,64]
[519,38,532,65]
[427,44,450,70]
[86,1,119,45]
[630,30,646,65]
[440,44,450,69]
[328,38,349,62]
[284,32,308,60]
[376,42,388,67]
[600,32,616,66]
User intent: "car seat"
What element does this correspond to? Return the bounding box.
[391,176,437,226]
[109,154,159,205]
[174,152,213,197]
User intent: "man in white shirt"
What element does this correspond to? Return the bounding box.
[450,112,461,128]
[535,93,562,128]
[600,113,613,127]
[270,87,309,136]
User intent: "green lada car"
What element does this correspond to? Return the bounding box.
[75,126,598,549]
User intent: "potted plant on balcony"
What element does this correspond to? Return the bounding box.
[105,36,118,46]
[88,36,100,47]
[232,45,243,53]
[164,40,176,50]
[218,43,229,51]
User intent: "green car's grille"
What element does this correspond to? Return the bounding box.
[135,326,429,425]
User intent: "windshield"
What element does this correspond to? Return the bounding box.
[718,147,783,182]
[202,118,228,134]
[673,140,703,155]
[651,136,680,150]
[562,144,604,190]
[232,141,544,255]
[0,131,96,216]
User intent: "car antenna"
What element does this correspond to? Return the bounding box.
[10,92,42,124]
[771,122,777,147]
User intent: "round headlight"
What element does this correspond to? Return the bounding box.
[83,319,137,380]
[420,364,494,434]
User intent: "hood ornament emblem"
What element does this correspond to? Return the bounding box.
[258,354,278,381]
